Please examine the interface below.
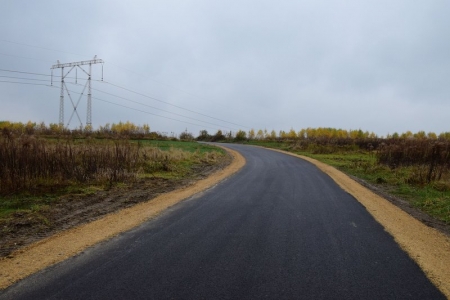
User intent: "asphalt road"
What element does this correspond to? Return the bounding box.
[0,144,445,299]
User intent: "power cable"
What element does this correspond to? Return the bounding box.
[65,82,238,130]
[0,75,49,82]
[0,81,224,131]
[102,81,250,129]
[0,39,88,58]
[0,68,52,77]
[0,52,54,63]
[59,86,219,130]
[1,40,234,114]
[93,97,212,129]
[0,71,239,129]
[0,69,98,82]
[0,67,248,129]
[0,80,50,86]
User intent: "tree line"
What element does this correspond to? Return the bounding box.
[196,127,450,142]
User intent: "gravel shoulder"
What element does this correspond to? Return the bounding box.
[0,147,245,290]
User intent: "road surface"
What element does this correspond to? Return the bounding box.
[0,144,445,299]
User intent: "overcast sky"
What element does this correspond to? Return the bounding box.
[1,0,449,137]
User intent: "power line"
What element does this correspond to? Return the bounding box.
[0,67,249,130]
[0,80,50,86]
[106,63,226,109]
[0,68,52,77]
[65,82,238,130]
[0,52,54,63]
[102,81,250,129]
[94,97,213,129]
[0,68,248,129]
[0,75,49,82]
[1,39,233,114]
[0,68,101,83]
[0,81,226,131]
[0,39,89,58]
[61,86,220,130]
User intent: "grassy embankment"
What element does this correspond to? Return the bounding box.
[243,140,450,225]
[0,136,225,220]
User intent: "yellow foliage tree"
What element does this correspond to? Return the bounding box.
[248,129,255,140]
[270,130,277,140]
[287,128,297,139]
[256,129,264,140]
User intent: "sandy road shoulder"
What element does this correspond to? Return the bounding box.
[0,146,245,290]
[269,148,450,298]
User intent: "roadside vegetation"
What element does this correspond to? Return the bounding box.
[198,127,450,225]
[0,121,227,256]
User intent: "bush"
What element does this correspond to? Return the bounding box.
[179,131,194,141]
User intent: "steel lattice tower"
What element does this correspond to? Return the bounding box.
[51,56,103,129]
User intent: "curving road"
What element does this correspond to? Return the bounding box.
[0,144,445,299]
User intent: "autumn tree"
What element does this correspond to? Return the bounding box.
[400,131,413,139]
[298,129,306,139]
[248,129,255,140]
[438,132,450,140]
[212,129,225,141]
[235,130,247,141]
[179,131,194,141]
[287,128,297,139]
[142,124,150,135]
[270,130,277,140]
[256,129,264,140]
[197,130,210,141]
[414,131,427,139]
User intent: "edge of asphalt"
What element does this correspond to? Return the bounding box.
[267,147,450,298]
[0,146,246,290]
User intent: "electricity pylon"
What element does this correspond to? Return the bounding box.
[51,56,104,129]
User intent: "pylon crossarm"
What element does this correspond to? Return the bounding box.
[51,58,104,69]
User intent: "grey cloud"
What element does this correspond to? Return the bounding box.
[0,0,449,136]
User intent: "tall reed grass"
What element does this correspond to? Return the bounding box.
[0,133,211,196]
[377,140,450,183]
